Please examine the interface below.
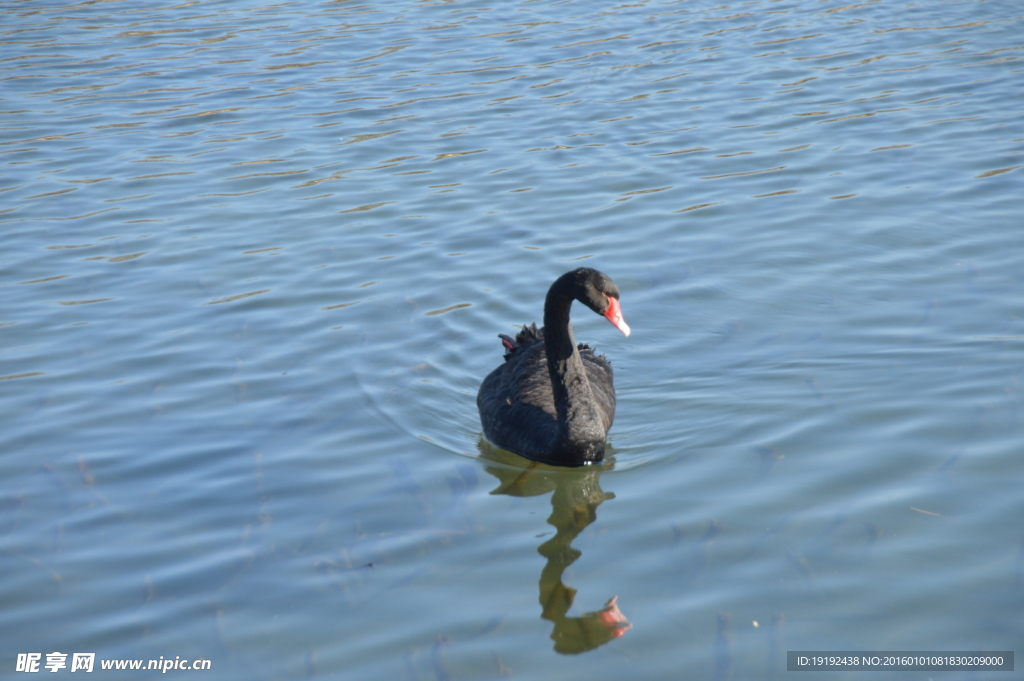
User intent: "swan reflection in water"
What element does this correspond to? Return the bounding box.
[479,441,632,654]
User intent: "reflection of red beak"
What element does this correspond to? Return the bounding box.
[597,595,632,637]
[603,296,631,337]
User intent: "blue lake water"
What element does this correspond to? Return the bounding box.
[2,0,1023,678]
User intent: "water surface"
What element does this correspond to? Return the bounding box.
[2,0,1023,679]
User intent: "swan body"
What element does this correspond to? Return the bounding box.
[477,268,630,467]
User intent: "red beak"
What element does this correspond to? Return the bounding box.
[603,296,631,336]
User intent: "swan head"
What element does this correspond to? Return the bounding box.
[569,268,631,337]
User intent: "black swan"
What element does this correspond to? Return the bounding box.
[477,268,630,466]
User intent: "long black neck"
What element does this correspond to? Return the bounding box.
[543,278,603,455]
